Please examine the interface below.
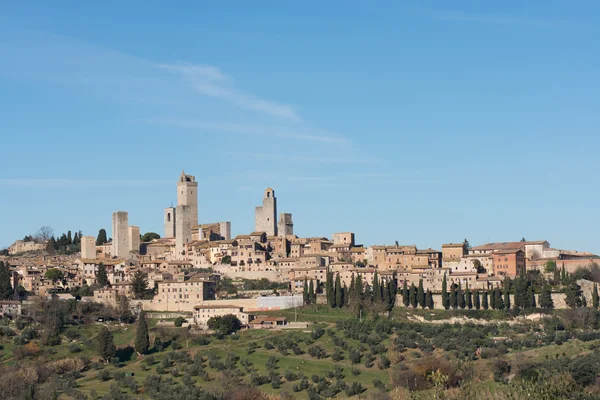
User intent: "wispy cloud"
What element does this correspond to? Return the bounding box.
[157,62,301,122]
[143,120,347,144]
[0,178,172,189]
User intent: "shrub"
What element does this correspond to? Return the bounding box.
[96,370,111,381]
[311,326,325,340]
[373,378,386,390]
[351,366,361,376]
[174,317,186,327]
[378,355,391,369]
[308,345,327,359]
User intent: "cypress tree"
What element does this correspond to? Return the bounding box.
[426,289,434,309]
[328,270,335,307]
[482,291,489,310]
[474,290,481,310]
[372,271,380,303]
[410,283,418,308]
[458,282,465,309]
[0,261,14,300]
[98,326,116,362]
[466,284,472,309]
[308,279,315,304]
[355,274,363,299]
[349,274,355,300]
[495,288,505,310]
[540,283,554,309]
[135,312,150,355]
[490,288,496,309]
[67,230,72,245]
[303,279,309,305]
[513,276,522,309]
[450,283,457,310]
[97,263,108,287]
[503,278,511,310]
[343,283,349,306]
[441,273,449,310]
[593,284,599,309]
[417,279,425,308]
[553,265,560,284]
[335,273,342,308]
[582,295,588,308]
[96,229,108,246]
[402,280,409,307]
[561,265,566,283]
[530,288,536,309]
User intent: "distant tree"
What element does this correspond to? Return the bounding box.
[372,271,381,303]
[417,279,425,308]
[450,283,457,310]
[561,265,567,284]
[140,232,161,242]
[221,255,231,265]
[442,273,449,310]
[583,295,588,308]
[326,269,335,308]
[410,283,418,308]
[67,230,72,245]
[458,282,465,309]
[463,238,471,251]
[465,285,472,309]
[131,270,149,299]
[402,280,409,307]
[308,279,315,304]
[96,229,108,246]
[553,265,561,284]
[482,291,489,310]
[521,237,526,242]
[503,278,511,310]
[135,312,150,355]
[35,226,54,242]
[0,261,14,300]
[593,284,599,309]
[540,283,554,309]
[45,268,64,283]
[545,260,557,273]
[490,288,496,309]
[97,263,109,287]
[115,296,133,323]
[207,314,242,334]
[495,288,505,310]
[354,274,363,300]
[335,273,343,308]
[528,287,536,308]
[97,326,116,362]
[426,289,434,309]
[303,279,309,305]
[565,282,583,308]
[474,290,481,310]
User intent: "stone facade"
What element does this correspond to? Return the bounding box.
[255,188,277,236]
[174,171,198,257]
[81,236,96,259]
[332,232,355,247]
[8,240,46,255]
[164,207,176,238]
[112,211,129,259]
[193,305,249,327]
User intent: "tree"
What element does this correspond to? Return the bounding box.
[45,268,64,283]
[67,230,72,245]
[35,226,54,242]
[495,288,504,310]
[135,312,150,355]
[0,261,14,300]
[458,282,465,309]
[593,284,599,309]
[417,279,425,308]
[442,273,449,310]
[141,232,161,242]
[426,289,434,309]
[463,238,471,252]
[335,273,343,308]
[528,287,536,308]
[207,314,242,334]
[115,296,132,323]
[354,274,363,300]
[96,229,108,246]
[131,270,148,299]
[482,291,489,310]
[402,280,409,307]
[221,255,231,264]
[503,278,511,310]
[450,283,457,310]
[326,269,335,308]
[97,263,109,286]
[410,283,418,308]
[490,288,496,309]
[466,285,472,309]
[303,279,309,305]
[308,279,315,304]
[540,283,554,309]
[372,271,381,303]
[474,290,481,310]
[98,326,116,362]
[565,282,583,308]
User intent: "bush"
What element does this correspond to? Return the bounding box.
[96,370,111,381]
[391,367,429,391]
[373,378,386,390]
[68,343,82,353]
[345,382,364,396]
[311,326,325,340]
[308,345,327,359]
[378,355,391,369]
[351,366,361,376]
[174,317,186,327]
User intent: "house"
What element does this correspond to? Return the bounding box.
[248,315,288,329]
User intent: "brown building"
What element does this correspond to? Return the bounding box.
[442,243,466,263]
[493,249,526,277]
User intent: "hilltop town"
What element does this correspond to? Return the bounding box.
[1,170,599,326]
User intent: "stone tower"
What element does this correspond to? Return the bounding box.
[164,207,176,238]
[112,211,129,259]
[128,226,140,254]
[81,236,96,259]
[255,187,277,236]
[278,213,294,237]
[175,171,199,257]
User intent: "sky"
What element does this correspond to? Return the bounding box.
[1,1,599,253]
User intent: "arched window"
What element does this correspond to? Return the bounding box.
[267,192,270,197]
[167,213,171,222]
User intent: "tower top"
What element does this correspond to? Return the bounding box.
[265,187,275,197]
[179,170,196,183]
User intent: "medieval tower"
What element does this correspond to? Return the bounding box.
[175,171,199,256]
[278,213,294,237]
[255,187,277,236]
[112,211,129,259]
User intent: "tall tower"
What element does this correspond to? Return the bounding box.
[175,171,198,257]
[81,236,97,259]
[164,207,176,238]
[128,226,140,254]
[177,170,198,226]
[255,187,277,236]
[112,211,129,259]
[278,213,294,237]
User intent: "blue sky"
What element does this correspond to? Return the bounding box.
[1,1,599,253]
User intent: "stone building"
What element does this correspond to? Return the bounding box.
[277,213,294,237]
[128,226,140,254]
[154,276,216,306]
[193,305,249,328]
[255,188,277,236]
[442,243,466,263]
[492,249,526,277]
[192,222,231,241]
[80,236,96,259]
[8,240,46,255]
[164,207,176,238]
[112,211,129,259]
